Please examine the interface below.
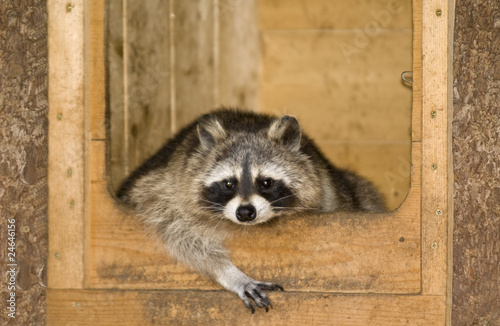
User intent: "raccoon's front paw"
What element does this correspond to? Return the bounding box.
[239,281,284,314]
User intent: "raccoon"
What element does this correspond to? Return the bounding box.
[117,109,386,313]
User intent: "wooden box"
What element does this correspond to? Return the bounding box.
[47,0,454,324]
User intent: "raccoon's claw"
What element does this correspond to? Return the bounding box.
[240,281,284,314]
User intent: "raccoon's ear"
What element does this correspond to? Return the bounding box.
[197,115,227,149]
[268,115,301,152]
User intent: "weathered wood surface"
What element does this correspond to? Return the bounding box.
[0,0,48,325]
[107,0,172,190]
[258,0,413,211]
[47,289,446,326]
[420,0,454,297]
[47,0,86,289]
[452,0,500,324]
[259,0,412,30]
[87,141,421,292]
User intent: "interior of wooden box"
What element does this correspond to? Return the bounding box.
[47,0,453,324]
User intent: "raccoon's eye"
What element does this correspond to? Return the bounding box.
[223,180,235,190]
[260,178,274,189]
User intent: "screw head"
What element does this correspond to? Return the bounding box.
[67,168,73,177]
[57,113,63,120]
[75,302,81,307]
[431,163,438,171]
[431,110,437,119]
[431,242,438,249]
[23,226,30,233]
[55,252,60,259]
[436,209,443,216]
[436,9,442,16]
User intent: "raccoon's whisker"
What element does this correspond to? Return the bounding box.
[272,206,318,211]
[269,194,295,205]
[200,199,225,208]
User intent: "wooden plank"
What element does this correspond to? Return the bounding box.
[259,0,412,30]
[420,0,453,297]
[173,0,216,129]
[107,0,126,190]
[88,181,420,293]
[412,0,422,142]
[259,31,412,143]
[218,0,260,110]
[47,289,446,325]
[124,0,172,176]
[89,140,107,182]
[47,0,85,289]
[87,0,106,140]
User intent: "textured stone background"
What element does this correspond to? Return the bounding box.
[452,0,500,325]
[0,1,48,325]
[0,0,499,324]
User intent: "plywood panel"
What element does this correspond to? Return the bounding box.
[47,290,446,326]
[259,31,412,143]
[47,0,85,289]
[88,181,420,293]
[259,0,412,30]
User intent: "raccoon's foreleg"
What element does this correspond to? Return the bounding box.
[161,221,283,313]
[215,264,284,313]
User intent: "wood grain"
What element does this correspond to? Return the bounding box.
[259,0,412,30]
[108,0,172,190]
[47,289,446,326]
[218,0,260,110]
[47,0,86,289]
[173,0,216,129]
[420,0,454,297]
[88,181,421,293]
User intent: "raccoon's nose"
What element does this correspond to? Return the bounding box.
[236,205,256,222]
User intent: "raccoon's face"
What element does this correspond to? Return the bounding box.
[197,114,306,225]
[201,160,296,224]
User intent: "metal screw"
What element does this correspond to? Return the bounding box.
[436,9,442,17]
[436,209,443,216]
[55,252,60,259]
[57,113,63,120]
[66,3,74,12]
[399,237,405,242]
[75,302,81,308]
[70,200,75,208]
[23,226,30,233]
[431,163,438,171]
[431,242,438,250]
[431,110,437,119]
[67,168,73,177]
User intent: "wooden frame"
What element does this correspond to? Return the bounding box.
[47,0,454,324]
